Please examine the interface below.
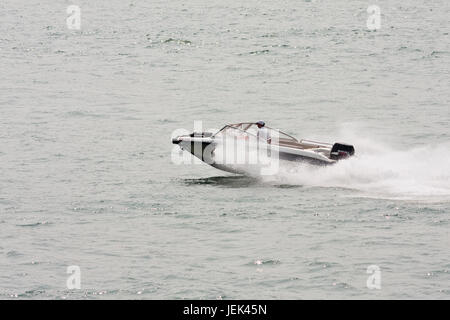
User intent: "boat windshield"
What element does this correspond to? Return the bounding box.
[214,122,298,142]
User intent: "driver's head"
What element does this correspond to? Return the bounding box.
[256,120,265,128]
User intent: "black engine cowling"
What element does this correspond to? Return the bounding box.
[190,132,213,138]
[330,143,355,160]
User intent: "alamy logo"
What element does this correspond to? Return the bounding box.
[66,5,81,30]
[367,5,381,31]
[366,265,381,289]
[66,265,81,289]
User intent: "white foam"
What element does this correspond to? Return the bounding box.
[267,129,450,200]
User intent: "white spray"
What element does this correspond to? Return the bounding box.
[264,129,450,200]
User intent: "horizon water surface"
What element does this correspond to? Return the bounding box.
[0,0,449,299]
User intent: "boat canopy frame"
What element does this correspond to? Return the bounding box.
[212,122,333,149]
[213,122,298,141]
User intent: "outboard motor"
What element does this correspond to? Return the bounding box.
[190,132,213,138]
[330,143,355,160]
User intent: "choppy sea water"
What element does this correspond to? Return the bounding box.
[0,0,449,299]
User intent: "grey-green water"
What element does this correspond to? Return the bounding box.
[0,0,449,299]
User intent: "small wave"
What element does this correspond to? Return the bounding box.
[248,49,270,55]
[183,176,257,188]
[16,221,50,227]
[252,259,281,266]
[163,38,192,45]
[63,110,108,119]
[6,250,22,257]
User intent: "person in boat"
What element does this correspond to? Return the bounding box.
[256,121,271,144]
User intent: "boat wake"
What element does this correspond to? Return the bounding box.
[263,136,450,200]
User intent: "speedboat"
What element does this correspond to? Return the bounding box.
[172,122,355,174]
